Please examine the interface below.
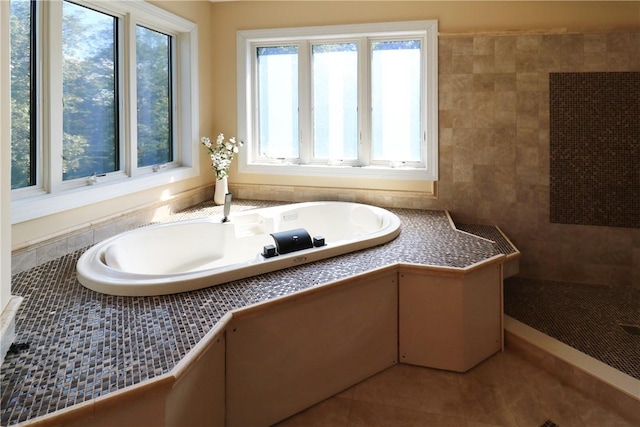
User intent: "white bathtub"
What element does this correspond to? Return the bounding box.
[77,201,401,296]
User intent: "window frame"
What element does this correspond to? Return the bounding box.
[9,0,199,224]
[236,20,438,181]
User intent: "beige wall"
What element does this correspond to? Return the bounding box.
[8,1,640,285]
[213,1,640,193]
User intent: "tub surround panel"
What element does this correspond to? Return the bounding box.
[399,262,503,372]
[226,270,398,426]
[166,333,226,427]
[550,71,640,229]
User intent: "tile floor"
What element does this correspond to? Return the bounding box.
[276,346,637,427]
[504,278,640,380]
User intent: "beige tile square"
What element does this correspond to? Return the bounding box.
[494,37,516,55]
[494,73,516,92]
[515,54,537,72]
[351,364,465,418]
[452,92,474,110]
[453,163,474,183]
[494,55,516,73]
[473,55,495,73]
[473,74,495,92]
[36,240,68,265]
[560,34,584,53]
[516,72,539,92]
[452,110,474,129]
[584,34,607,53]
[516,35,541,54]
[348,400,467,427]
[452,55,474,74]
[275,396,351,427]
[607,33,631,52]
[452,37,474,56]
[473,36,495,55]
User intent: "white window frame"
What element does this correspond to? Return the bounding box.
[237,20,438,181]
[10,0,199,224]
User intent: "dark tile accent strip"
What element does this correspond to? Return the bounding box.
[549,71,640,229]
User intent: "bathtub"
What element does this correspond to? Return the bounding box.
[77,201,401,296]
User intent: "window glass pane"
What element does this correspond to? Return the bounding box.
[371,40,421,162]
[10,0,34,189]
[137,26,172,167]
[62,1,117,180]
[312,43,357,160]
[257,46,298,158]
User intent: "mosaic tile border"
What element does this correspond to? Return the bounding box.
[549,71,640,229]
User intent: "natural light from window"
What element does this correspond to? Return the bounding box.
[237,20,438,181]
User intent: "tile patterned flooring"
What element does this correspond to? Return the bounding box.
[504,278,640,381]
[276,347,637,427]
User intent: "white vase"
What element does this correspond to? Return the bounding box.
[214,176,228,205]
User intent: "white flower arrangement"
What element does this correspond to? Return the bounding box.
[201,133,243,180]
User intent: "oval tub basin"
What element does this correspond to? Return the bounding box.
[77,201,401,296]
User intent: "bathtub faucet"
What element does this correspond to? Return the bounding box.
[222,193,232,223]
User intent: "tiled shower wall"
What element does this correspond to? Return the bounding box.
[236,31,640,287]
[434,32,640,287]
[438,33,640,286]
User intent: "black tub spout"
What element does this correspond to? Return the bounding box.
[270,228,313,254]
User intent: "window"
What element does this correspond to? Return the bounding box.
[9,0,198,223]
[237,21,438,181]
[136,25,173,167]
[62,1,118,181]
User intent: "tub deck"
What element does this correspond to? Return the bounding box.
[2,200,518,425]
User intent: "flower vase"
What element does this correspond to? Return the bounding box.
[214,176,228,205]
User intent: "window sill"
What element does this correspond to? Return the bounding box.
[239,162,438,182]
[11,166,197,224]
